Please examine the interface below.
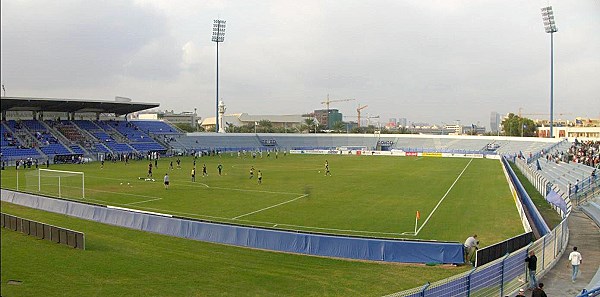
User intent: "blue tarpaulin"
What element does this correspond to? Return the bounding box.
[1,189,465,264]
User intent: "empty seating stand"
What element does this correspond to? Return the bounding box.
[130,120,180,134]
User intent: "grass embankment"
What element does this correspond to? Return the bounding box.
[1,202,468,297]
[509,163,563,229]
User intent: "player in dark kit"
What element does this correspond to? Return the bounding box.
[148,162,153,177]
[176,158,181,169]
[202,164,207,177]
[325,160,331,176]
[249,166,255,179]
[217,164,223,176]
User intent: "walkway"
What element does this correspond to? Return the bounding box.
[539,210,600,296]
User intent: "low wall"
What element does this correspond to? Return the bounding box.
[1,189,464,264]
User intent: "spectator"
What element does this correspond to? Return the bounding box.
[525,251,538,289]
[464,234,479,265]
[531,282,547,297]
[568,246,582,282]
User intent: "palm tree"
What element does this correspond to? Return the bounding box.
[332,121,345,133]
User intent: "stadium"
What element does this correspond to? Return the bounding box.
[1,96,598,296]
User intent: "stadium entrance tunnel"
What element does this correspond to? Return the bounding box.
[1,189,465,264]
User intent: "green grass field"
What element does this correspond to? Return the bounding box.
[1,154,526,296]
[1,154,523,244]
[1,202,470,297]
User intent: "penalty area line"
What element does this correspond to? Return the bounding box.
[232,194,308,220]
[126,197,163,205]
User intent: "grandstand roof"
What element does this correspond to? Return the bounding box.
[0,96,159,115]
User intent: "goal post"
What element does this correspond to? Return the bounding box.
[25,168,85,199]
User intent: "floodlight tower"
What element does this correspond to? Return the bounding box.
[541,6,557,138]
[212,19,226,133]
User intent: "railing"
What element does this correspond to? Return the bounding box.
[526,138,568,164]
[383,220,568,297]
[571,174,600,206]
[577,286,600,297]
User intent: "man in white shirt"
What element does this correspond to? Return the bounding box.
[464,234,479,265]
[568,246,582,282]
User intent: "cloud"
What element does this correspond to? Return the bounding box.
[1,0,599,128]
[1,0,169,89]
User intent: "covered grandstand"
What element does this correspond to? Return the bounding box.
[1,97,172,164]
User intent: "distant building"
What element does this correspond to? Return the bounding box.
[490,112,500,133]
[537,126,600,139]
[136,110,199,127]
[444,124,462,135]
[398,118,407,127]
[313,109,343,129]
[463,125,487,135]
[201,113,305,131]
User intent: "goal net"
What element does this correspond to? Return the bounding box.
[24,169,85,199]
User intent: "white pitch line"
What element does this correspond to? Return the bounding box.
[232,194,308,220]
[414,158,473,236]
[126,197,163,205]
[29,191,413,237]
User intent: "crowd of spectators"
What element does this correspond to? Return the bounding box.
[3,131,19,146]
[568,139,600,168]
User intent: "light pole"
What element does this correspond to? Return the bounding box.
[212,19,226,133]
[541,6,557,138]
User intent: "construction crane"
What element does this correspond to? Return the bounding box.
[320,94,355,111]
[356,104,368,128]
[518,108,571,118]
[344,113,379,128]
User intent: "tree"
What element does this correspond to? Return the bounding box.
[332,121,346,133]
[225,122,236,133]
[502,113,537,137]
[303,118,318,133]
[257,120,274,133]
[174,123,196,132]
[397,126,413,134]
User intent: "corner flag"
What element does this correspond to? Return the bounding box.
[414,210,421,234]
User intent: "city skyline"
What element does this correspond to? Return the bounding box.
[1,1,599,130]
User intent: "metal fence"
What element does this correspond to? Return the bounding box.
[1,212,85,249]
[475,232,533,267]
[383,220,568,297]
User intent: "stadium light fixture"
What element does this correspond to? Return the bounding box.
[541,6,557,138]
[212,19,226,133]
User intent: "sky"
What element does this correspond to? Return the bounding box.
[1,0,599,129]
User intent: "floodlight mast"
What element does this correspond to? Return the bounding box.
[541,7,557,138]
[212,19,226,133]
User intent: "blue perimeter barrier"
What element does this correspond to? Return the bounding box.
[502,156,551,236]
[0,189,464,264]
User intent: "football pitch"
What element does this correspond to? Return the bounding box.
[1,154,524,244]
